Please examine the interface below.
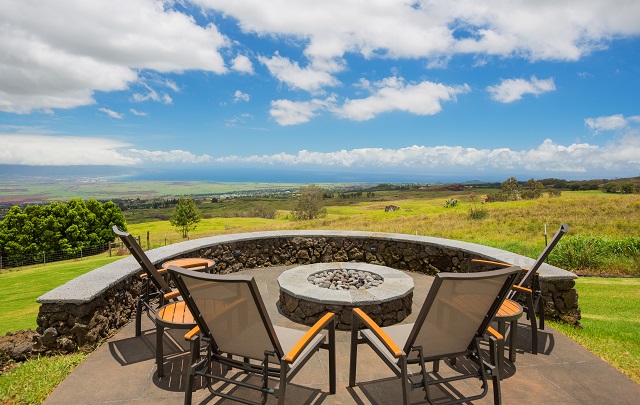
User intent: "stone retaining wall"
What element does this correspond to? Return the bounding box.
[35,231,580,354]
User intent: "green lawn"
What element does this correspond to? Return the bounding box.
[549,277,640,383]
[0,254,122,334]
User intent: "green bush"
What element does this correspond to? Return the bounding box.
[549,235,640,276]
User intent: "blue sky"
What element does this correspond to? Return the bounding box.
[1,0,640,182]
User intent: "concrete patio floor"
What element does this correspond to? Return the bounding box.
[44,266,640,404]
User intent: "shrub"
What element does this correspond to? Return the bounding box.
[444,198,459,208]
[468,206,488,220]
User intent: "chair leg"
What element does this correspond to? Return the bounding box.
[349,319,359,387]
[328,319,336,394]
[538,296,545,330]
[525,295,538,355]
[184,336,200,405]
[135,298,143,337]
[399,355,410,405]
[497,320,506,379]
[509,320,518,362]
[156,323,164,377]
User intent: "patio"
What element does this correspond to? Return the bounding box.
[43,266,640,404]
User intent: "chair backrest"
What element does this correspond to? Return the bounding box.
[512,223,569,300]
[404,266,520,360]
[168,266,284,362]
[112,225,173,294]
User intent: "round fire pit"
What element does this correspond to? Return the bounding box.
[277,262,414,329]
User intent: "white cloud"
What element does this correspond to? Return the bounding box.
[129,108,147,116]
[268,77,468,125]
[0,0,228,113]
[4,133,640,174]
[216,136,640,173]
[231,54,254,74]
[234,90,250,102]
[269,99,324,126]
[0,134,213,165]
[132,83,173,104]
[124,149,212,164]
[487,76,555,103]
[193,0,640,64]
[258,52,339,92]
[0,134,138,165]
[338,77,470,121]
[98,108,124,119]
[584,114,640,133]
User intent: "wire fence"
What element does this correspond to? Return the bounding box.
[0,241,131,269]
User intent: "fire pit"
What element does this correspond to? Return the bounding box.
[277,262,413,329]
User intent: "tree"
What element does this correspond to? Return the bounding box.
[292,184,327,220]
[501,176,521,200]
[170,196,201,238]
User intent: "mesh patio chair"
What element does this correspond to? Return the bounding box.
[349,266,521,405]
[471,223,568,372]
[113,225,212,377]
[168,265,337,405]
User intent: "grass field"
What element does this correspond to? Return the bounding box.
[1,187,640,403]
[128,191,640,274]
[0,253,122,334]
[549,277,640,383]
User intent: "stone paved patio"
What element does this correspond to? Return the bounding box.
[44,266,640,404]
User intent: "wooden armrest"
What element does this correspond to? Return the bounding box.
[512,285,532,294]
[184,326,200,341]
[141,267,168,279]
[471,259,512,268]
[164,291,180,300]
[352,308,403,358]
[283,312,335,364]
[486,326,503,341]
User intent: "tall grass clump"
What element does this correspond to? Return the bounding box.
[549,235,640,276]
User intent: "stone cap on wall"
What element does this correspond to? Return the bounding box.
[37,230,576,305]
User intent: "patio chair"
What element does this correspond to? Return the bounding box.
[168,265,337,405]
[471,223,568,368]
[113,225,206,377]
[349,266,521,405]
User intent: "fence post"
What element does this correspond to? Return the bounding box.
[147,231,150,250]
[44,252,46,265]
[80,248,83,259]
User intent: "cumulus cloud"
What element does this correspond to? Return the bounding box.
[231,54,254,74]
[124,149,212,164]
[0,0,228,113]
[98,108,124,119]
[269,99,330,126]
[585,114,640,133]
[487,76,555,103]
[268,77,468,125]
[0,134,213,165]
[339,77,470,121]
[258,52,340,92]
[193,0,640,64]
[4,133,640,174]
[234,90,250,102]
[0,134,138,165]
[216,137,640,173]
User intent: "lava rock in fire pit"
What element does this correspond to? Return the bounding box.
[307,269,383,290]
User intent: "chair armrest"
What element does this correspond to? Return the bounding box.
[184,326,200,341]
[486,326,503,341]
[471,259,512,268]
[472,259,532,274]
[164,290,180,300]
[140,267,168,279]
[352,308,403,358]
[512,285,532,294]
[283,312,335,364]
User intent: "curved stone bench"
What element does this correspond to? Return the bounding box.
[36,230,579,352]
